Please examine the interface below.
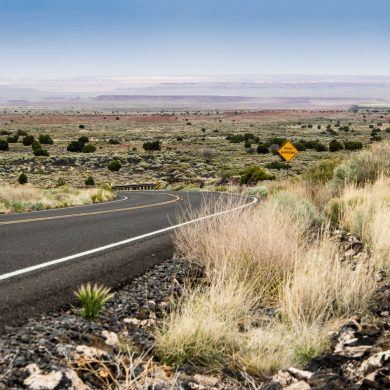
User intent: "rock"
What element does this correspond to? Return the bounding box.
[359,350,390,375]
[23,363,88,390]
[193,374,219,387]
[285,380,310,389]
[101,330,120,350]
[285,367,312,381]
[74,345,109,360]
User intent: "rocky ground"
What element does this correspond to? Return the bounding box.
[0,234,389,389]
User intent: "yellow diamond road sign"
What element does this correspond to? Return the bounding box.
[278,141,298,162]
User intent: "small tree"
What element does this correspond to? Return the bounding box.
[78,136,89,144]
[82,143,96,153]
[7,134,19,143]
[67,140,84,152]
[18,172,28,184]
[239,166,275,185]
[22,135,35,146]
[85,176,95,186]
[108,160,122,172]
[143,140,161,151]
[329,139,344,152]
[0,139,9,151]
[38,134,53,145]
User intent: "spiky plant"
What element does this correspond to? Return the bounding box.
[75,283,114,319]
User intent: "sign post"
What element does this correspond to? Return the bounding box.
[278,141,298,176]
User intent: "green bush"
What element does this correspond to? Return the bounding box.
[85,176,95,186]
[56,178,66,187]
[74,283,114,319]
[332,147,388,189]
[0,139,9,151]
[108,138,121,145]
[22,135,35,146]
[39,134,53,145]
[18,172,28,185]
[108,160,122,171]
[303,158,341,184]
[7,134,19,143]
[344,141,363,151]
[329,139,344,152]
[269,191,325,229]
[143,140,161,151]
[33,147,49,156]
[67,140,84,152]
[257,144,269,154]
[265,161,291,170]
[239,166,275,185]
[78,136,89,144]
[293,141,306,151]
[82,143,96,153]
[314,142,328,152]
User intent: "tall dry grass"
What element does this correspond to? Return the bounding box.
[156,189,375,377]
[0,184,115,214]
[327,176,390,272]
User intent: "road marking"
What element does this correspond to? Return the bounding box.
[0,196,257,281]
[0,194,180,226]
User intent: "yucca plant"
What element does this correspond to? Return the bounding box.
[74,283,114,319]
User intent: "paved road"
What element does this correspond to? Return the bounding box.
[0,191,252,328]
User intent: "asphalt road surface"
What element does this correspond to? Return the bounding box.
[0,191,254,328]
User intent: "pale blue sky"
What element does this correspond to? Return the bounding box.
[1,0,389,77]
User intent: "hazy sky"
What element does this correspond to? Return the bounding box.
[1,0,389,77]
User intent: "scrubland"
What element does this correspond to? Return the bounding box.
[155,141,389,378]
[0,184,115,214]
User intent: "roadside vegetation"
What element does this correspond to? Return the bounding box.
[0,183,115,214]
[155,141,389,378]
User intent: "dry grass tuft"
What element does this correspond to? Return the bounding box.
[0,184,115,214]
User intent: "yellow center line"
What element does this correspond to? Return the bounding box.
[0,194,181,226]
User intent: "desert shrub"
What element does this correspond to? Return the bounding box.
[344,141,363,150]
[38,134,53,145]
[329,139,344,152]
[226,134,244,143]
[18,173,28,185]
[240,166,275,185]
[300,139,319,149]
[79,124,85,129]
[293,141,306,151]
[22,135,35,146]
[257,144,269,154]
[52,178,65,188]
[108,138,120,144]
[78,136,89,144]
[82,143,96,153]
[268,191,325,229]
[266,137,286,147]
[0,130,10,135]
[303,158,341,184]
[74,283,114,319]
[17,130,27,136]
[0,139,9,151]
[332,142,390,189]
[176,136,183,141]
[85,176,95,186]
[67,140,84,152]
[33,145,49,156]
[245,185,269,198]
[265,161,291,170]
[7,134,19,143]
[108,160,122,171]
[314,142,328,152]
[143,140,161,151]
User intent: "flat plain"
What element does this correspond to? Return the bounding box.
[0,107,389,188]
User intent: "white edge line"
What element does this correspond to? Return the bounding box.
[0,196,257,282]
